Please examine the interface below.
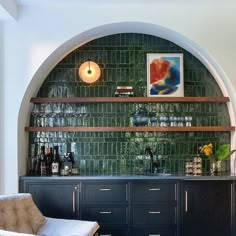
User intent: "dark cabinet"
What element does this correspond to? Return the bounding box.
[82,206,128,225]
[80,181,129,236]
[131,182,176,203]
[82,182,127,202]
[20,179,79,219]
[133,205,176,225]
[19,177,235,236]
[99,227,129,236]
[132,228,176,236]
[182,180,233,236]
[131,180,178,236]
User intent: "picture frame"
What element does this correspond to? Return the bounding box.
[147,53,184,97]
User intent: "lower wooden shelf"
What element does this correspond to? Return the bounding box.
[24,126,235,132]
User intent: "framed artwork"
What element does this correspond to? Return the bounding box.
[147,53,184,97]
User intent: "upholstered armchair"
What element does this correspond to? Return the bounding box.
[0,193,99,236]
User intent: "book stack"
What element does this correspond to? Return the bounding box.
[114,86,134,97]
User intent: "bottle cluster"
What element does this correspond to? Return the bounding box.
[185,157,202,176]
[28,145,75,176]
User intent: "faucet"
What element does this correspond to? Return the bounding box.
[145,146,160,173]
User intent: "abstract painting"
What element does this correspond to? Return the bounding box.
[147,53,184,97]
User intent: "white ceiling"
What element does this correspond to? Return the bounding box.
[0,0,152,20]
[0,0,162,21]
[0,0,17,20]
[16,0,161,5]
[0,0,232,21]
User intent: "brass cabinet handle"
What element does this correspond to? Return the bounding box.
[99,188,111,191]
[148,188,160,191]
[185,190,188,212]
[148,211,161,214]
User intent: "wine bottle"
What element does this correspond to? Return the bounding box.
[51,147,59,175]
[45,147,52,175]
[35,147,41,175]
[40,146,47,176]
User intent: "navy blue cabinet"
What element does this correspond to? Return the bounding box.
[182,180,233,236]
[80,181,129,236]
[20,179,79,219]
[19,177,235,236]
[132,228,176,236]
[130,180,178,236]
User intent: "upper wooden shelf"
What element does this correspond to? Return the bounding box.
[25,126,235,132]
[30,97,230,103]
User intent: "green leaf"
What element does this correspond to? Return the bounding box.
[215,144,236,161]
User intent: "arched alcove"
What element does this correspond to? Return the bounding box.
[18,22,236,177]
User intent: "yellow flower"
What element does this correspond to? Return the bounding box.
[199,143,213,157]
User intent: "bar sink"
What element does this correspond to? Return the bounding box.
[146,173,172,176]
[141,172,172,176]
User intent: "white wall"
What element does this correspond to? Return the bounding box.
[0,22,4,193]
[1,0,236,193]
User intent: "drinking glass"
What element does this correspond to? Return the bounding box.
[185,116,192,126]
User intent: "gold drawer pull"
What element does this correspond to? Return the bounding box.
[148,211,161,214]
[148,188,160,191]
[99,211,112,214]
[99,188,111,191]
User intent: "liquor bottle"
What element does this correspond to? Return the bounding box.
[35,148,41,175]
[27,144,36,175]
[40,146,47,176]
[51,147,60,175]
[45,147,52,175]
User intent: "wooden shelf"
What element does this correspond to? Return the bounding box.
[25,126,235,132]
[27,96,233,133]
[30,97,230,103]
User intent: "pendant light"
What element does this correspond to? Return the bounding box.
[78,60,101,84]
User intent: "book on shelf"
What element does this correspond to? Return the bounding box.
[114,91,134,97]
[115,86,134,97]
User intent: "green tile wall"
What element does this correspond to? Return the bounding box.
[29,33,231,174]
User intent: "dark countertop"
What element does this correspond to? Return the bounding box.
[19,172,236,181]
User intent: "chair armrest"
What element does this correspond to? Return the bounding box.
[0,230,36,236]
[37,217,99,236]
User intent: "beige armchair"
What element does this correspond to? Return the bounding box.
[0,193,99,236]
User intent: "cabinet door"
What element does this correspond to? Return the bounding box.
[132,206,176,226]
[26,182,79,219]
[81,206,128,225]
[131,182,176,203]
[99,226,129,236]
[81,182,128,203]
[132,228,176,236]
[182,181,232,236]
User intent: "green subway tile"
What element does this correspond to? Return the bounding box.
[30,33,231,174]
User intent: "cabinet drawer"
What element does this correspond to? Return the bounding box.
[99,226,129,236]
[82,206,128,224]
[82,183,127,202]
[132,206,176,225]
[131,183,176,202]
[132,228,176,236]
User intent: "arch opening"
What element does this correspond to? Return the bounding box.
[18,22,236,178]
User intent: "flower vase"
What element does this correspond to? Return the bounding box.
[210,160,217,174]
[210,160,222,174]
